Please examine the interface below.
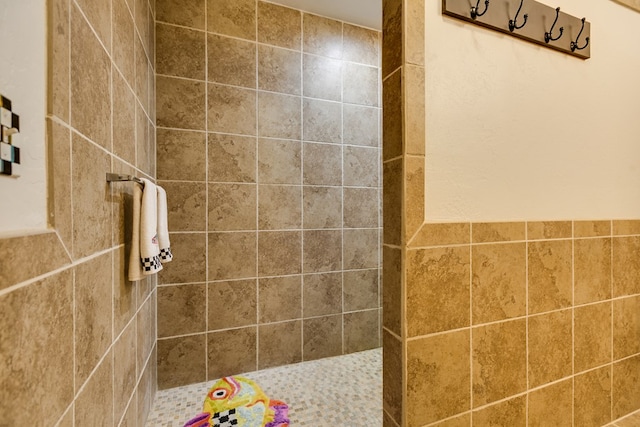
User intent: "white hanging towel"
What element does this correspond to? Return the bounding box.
[127,181,145,282]
[139,178,163,275]
[157,185,173,263]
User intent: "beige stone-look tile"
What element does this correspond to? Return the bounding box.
[343,62,379,107]
[209,84,257,135]
[613,355,640,419]
[575,220,611,237]
[404,65,425,156]
[157,75,206,130]
[405,0,424,66]
[112,245,136,336]
[472,243,526,324]
[528,239,572,314]
[527,221,573,240]
[157,128,206,181]
[208,279,257,330]
[208,183,257,231]
[528,379,573,427]
[157,284,206,337]
[302,54,342,102]
[472,222,525,243]
[258,1,301,50]
[472,319,527,406]
[344,146,379,187]
[258,231,302,276]
[473,396,526,426]
[344,228,378,270]
[303,186,342,229]
[208,34,256,88]
[344,187,378,228]
[208,327,257,378]
[613,236,640,297]
[383,246,402,335]
[0,270,73,426]
[208,133,256,183]
[112,70,136,166]
[163,181,207,231]
[259,185,302,230]
[575,238,612,304]
[47,121,73,252]
[409,223,470,248]
[344,310,379,353]
[528,310,572,387]
[575,302,612,372]
[614,295,640,360]
[70,4,111,149]
[407,246,470,337]
[343,24,379,66]
[113,320,137,422]
[159,232,207,284]
[157,0,205,28]
[134,34,150,114]
[156,23,205,80]
[75,353,113,426]
[136,350,154,425]
[617,412,640,427]
[259,321,302,369]
[48,0,70,120]
[72,135,111,258]
[613,220,640,235]
[258,91,300,139]
[209,232,257,280]
[208,0,255,40]
[430,414,470,427]
[575,367,612,427]
[57,407,74,427]
[383,159,402,246]
[303,98,342,143]
[405,156,425,238]
[344,104,379,147]
[136,293,155,371]
[344,269,378,311]
[382,0,402,78]
[303,315,342,360]
[303,142,342,185]
[157,335,206,389]
[382,69,402,160]
[258,138,301,184]
[303,272,342,317]
[303,14,342,59]
[259,45,301,95]
[407,330,470,426]
[75,253,113,387]
[134,0,151,58]
[259,275,302,322]
[75,0,111,52]
[383,330,402,424]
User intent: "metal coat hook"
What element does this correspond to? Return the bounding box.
[571,18,590,52]
[509,0,528,32]
[544,7,564,43]
[471,0,489,20]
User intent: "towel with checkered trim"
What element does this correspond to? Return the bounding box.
[157,185,173,263]
[140,178,162,275]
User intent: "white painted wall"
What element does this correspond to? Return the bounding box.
[0,1,47,233]
[424,0,640,221]
[268,0,382,29]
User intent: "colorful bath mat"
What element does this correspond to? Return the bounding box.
[184,376,290,427]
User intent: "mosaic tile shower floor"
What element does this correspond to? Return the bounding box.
[146,348,382,426]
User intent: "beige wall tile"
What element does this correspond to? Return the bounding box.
[258,185,302,230]
[157,284,206,337]
[343,23,379,66]
[163,181,207,231]
[613,236,640,297]
[404,65,425,156]
[135,104,151,173]
[405,0,425,66]
[258,320,302,369]
[472,222,526,243]
[613,295,640,360]
[344,146,379,187]
[473,396,526,426]
[157,128,206,181]
[613,219,640,235]
[208,279,257,330]
[383,330,402,425]
[528,379,573,426]
[303,142,342,185]
[382,159,402,246]
[431,414,470,427]
[343,62,379,107]
[405,155,425,239]
[528,240,573,314]
[208,328,257,378]
[157,23,205,80]
[136,293,155,371]
[303,272,342,317]
[303,186,342,229]
[409,223,470,248]
[344,187,378,228]
[575,302,612,372]
[157,0,205,29]
[134,0,151,58]
[259,276,302,322]
[259,45,301,95]
[209,84,257,135]
[527,221,572,240]
[113,320,137,422]
[473,319,527,406]
[303,98,342,143]
[344,310,379,353]
[303,14,342,59]
[157,335,206,389]
[303,315,342,360]
[75,0,111,52]
[303,230,342,273]
[209,232,257,280]
[344,228,379,270]
[258,138,301,184]
[159,232,207,284]
[47,121,73,251]
[575,220,611,237]
[208,34,256,88]
[344,104,379,147]
[382,69,402,160]
[75,353,114,426]
[112,246,137,335]
[48,0,70,120]
[472,243,526,324]
[136,350,155,425]
[134,35,150,114]
[258,91,300,139]
[258,231,302,276]
[574,367,612,427]
[208,0,255,40]
[303,54,342,101]
[613,355,640,419]
[208,183,257,231]
[382,0,402,78]
[528,310,572,387]
[344,269,379,311]
[407,246,470,336]
[258,1,301,50]
[208,133,257,183]
[617,412,640,426]
[157,75,206,130]
[112,71,136,165]
[383,246,402,335]
[575,238,612,304]
[407,330,470,426]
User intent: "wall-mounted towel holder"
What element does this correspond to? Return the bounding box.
[106,173,145,186]
[443,0,591,59]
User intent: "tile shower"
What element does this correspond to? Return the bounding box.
[154,0,382,389]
